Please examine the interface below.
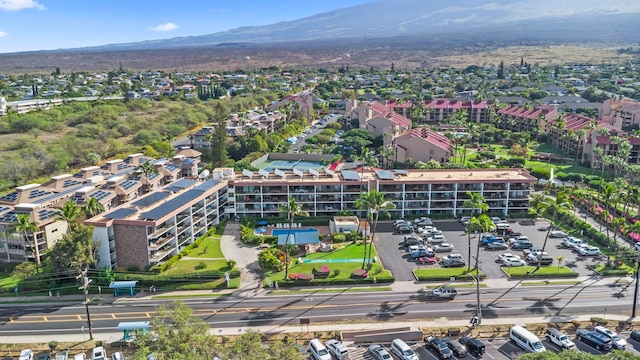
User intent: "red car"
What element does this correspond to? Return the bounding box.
[417,255,437,264]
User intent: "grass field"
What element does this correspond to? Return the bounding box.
[414,268,484,279]
[164,259,229,275]
[187,235,224,259]
[502,266,578,277]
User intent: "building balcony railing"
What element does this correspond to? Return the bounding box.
[177,224,190,235]
[149,236,174,250]
[149,224,173,238]
[150,249,173,262]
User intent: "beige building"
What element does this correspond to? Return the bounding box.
[393,128,453,164]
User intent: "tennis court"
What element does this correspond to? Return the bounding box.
[258,159,325,172]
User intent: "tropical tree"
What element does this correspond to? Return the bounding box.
[355,190,396,269]
[534,193,573,270]
[463,191,488,271]
[83,197,105,219]
[279,197,308,279]
[14,214,41,271]
[59,200,81,230]
[48,224,98,274]
[135,160,159,193]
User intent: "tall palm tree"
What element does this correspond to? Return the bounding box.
[14,214,41,271]
[355,191,396,269]
[59,200,81,230]
[535,193,573,270]
[135,161,159,193]
[471,213,493,325]
[463,191,488,271]
[83,197,105,219]
[279,198,308,280]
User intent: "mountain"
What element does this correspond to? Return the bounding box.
[81,0,640,51]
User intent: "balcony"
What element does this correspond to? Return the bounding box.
[316,186,341,193]
[380,185,403,192]
[405,185,428,192]
[433,185,454,191]
[263,195,287,202]
[484,184,507,191]
[149,225,173,239]
[176,224,190,235]
[263,187,287,194]
[109,240,116,251]
[149,235,173,250]
[509,191,530,199]
[150,248,173,262]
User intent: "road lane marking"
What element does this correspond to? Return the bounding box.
[112,314,116,319]
[9,317,13,323]
[43,317,48,322]
[76,315,81,320]
[146,313,150,318]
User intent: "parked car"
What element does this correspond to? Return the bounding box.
[502,258,526,267]
[459,216,471,224]
[545,328,576,350]
[37,354,51,360]
[434,243,454,252]
[523,247,544,256]
[411,247,431,259]
[563,237,583,248]
[576,329,612,351]
[578,246,601,256]
[630,329,640,341]
[492,217,506,224]
[486,241,508,251]
[496,253,521,263]
[415,217,433,226]
[442,258,466,268]
[428,234,447,244]
[91,347,107,360]
[110,353,124,360]
[368,344,392,360]
[594,326,626,350]
[19,350,34,360]
[417,255,438,264]
[442,253,464,262]
[511,240,533,250]
[550,230,568,238]
[525,254,553,265]
[444,339,467,357]
[427,287,458,300]
[481,235,504,246]
[325,339,349,359]
[458,337,485,357]
[396,225,413,234]
[425,336,454,359]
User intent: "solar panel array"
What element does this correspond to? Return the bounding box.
[184,158,196,165]
[38,208,59,220]
[90,190,112,201]
[0,211,18,222]
[0,205,10,213]
[375,169,396,180]
[133,192,171,208]
[28,189,53,199]
[140,189,203,220]
[104,208,136,220]
[0,192,18,202]
[165,164,180,172]
[194,180,220,192]
[170,178,197,189]
[34,185,84,204]
[117,163,133,170]
[341,170,361,181]
[119,180,138,190]
[395,169,409,175]
[62,179,82,188]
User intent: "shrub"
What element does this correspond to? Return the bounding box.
[332,234,347,243]
[226,260,236,269]
[530,168,550,180]
[351,269,368,278]
[194,261,207,271]
[333,269,341,277]
[48,341,58,351]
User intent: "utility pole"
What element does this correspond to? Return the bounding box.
[473,256,482,325]
[633,260,640,318]
[77,268,93,340]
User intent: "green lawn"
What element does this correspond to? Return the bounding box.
[0,273,19,289]
[414,268,484,281]
[304,242,374,261]
[187,235,224,259]
[536,142,566,155]
[164,259,229,275]
[502,266,578,277]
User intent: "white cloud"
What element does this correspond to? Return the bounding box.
[151,22,178,32]
[0,0,45,11]
[0,31,7,38]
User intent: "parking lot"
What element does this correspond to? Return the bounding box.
[373,219,605,282]
[342,332,640,359]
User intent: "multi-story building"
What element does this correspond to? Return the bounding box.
[85,179,229,270]
[228,168,535,219]
[497,104,558,133]
[393,128,453,164]
[602,99,640,128]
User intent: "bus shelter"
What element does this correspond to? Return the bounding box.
[117,321,149,340]
[109,281,138,296]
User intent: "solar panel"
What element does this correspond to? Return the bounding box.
[37,209,59,220]
[375,169,396,180]
[184,158,196,165]
[0,211,18,222]
[0,205,10,213]
[28,189,53,199]
[0,192,18,202]
[341,170,361,181]
[90,190,111,201]
[140,189,204,220]
[62,179,82,188]
[133,192,171,208]
[164,164,180,172]
[395,169,409,175]
[169,178,197,189]
[194,180,220,192]
[120,180,138,190]
[104,208,136,220]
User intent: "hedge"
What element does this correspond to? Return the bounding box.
[274,275,394,287]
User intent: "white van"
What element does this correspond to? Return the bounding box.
[308,339,332,360]
[510,326,546,353]
[391,339,419,360]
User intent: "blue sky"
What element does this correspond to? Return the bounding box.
[0,0,374,53]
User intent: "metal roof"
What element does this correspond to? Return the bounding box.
[109,281,138,288]
[117,321,150,331]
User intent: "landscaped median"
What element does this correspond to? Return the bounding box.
[501,266,578,278]
[263,243,394,287]
[413,268,485,282]
[591,262,635,276]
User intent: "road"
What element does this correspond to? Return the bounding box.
[291,114,340,151]
[0,281,633,337]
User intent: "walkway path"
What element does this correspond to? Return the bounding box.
[219,221,265,297]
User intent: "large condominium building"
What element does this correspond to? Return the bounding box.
[228,168,535,219]
[85,179,229,270]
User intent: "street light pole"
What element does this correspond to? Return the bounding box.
[633,260,640,318]
[78,268,93,340]
[472,256,482,325]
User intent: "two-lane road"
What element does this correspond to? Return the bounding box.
[0,281,633,336]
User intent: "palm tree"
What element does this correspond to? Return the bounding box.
[83,197,105,219]
[463,191,488,271]
[14,214,41,271]
[59,200,81,230]
[535,193,573,270]
[135,161,159,193]
[471,213,492,325]
[279,198,308,280]
[355,191,396,269]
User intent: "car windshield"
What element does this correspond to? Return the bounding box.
[612,335,621,341]
[318,349,329,355]
[438,343,448,350]
[559,335,567,341]
[533,341,544,350]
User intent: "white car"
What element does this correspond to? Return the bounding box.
[594,326,626,350]
[502,258,526,267]
[433,242,454,252]
[549,230,568,238]
[563,237,583,248]
[415,217,433,226]
[459,216,471,224]
[578,246,601,256]
[442,253,464,262]
[428,234,446,244]
[91,347,107,360]
[407,245,419,253]
[496,253,521,263]
[572,243,590,253]
[492,217,506,224]
[19,350,33,360]
[326,339,349,360]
